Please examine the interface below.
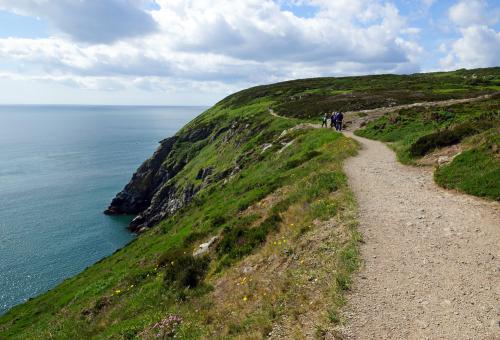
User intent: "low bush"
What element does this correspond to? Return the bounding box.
[159,249,210,289]
[409,119,496,157]
[217,213,282,264]
[409,123,473,157]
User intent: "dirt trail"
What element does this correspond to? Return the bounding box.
[270,95,500,339]
[341,132,500,339]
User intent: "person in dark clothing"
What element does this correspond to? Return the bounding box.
[335,112,344,131]
[330,111,337,128]
[321,113,328,127]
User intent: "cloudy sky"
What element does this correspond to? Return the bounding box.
[0,0,498,105]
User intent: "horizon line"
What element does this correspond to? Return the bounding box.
[0,103,212,107]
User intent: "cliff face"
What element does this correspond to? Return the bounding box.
[104,118,253,232]
[104,124,215,232]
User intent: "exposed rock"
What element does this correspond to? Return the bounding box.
[131,183,201,231]
[196,167,213,180]
[104,136,178,216]
[279,124,314,139]
[193,236,218,257]
[261,143,273,153]
[242,266,254,274]
[437,156,451,166]
[105,124,214,232]
[278,141,294,154]
[105,118,260,232]
[214,168,234,182]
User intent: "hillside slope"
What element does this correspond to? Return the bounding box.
[1,67,499,339]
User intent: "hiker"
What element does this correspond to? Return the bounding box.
[335,111,344,131]
[330,111,337,128]
[321,113,328,128]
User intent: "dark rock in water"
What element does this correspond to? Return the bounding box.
[104,124,215,232]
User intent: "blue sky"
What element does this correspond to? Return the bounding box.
[0,0,498,105]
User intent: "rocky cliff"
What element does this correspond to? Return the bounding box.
[104,118,254,232]
[104,123,216,232]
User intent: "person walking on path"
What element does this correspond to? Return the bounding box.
[321,113,328,128]
[335,111,344,131]
[331,111,337,129]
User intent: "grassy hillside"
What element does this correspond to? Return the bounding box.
[356,94,500,200]
[0,89,360,339]
[1,67,499,339]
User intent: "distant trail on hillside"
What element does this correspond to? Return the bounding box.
[269,97,500,338]
[271,94,494,129]
[341,132,499,339]
[343,94,494,130]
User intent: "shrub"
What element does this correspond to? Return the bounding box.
[409,119,495,157]
[335,272,351,291]
[159,249,210,289]
[328,309,341,324]
[182,231,209,247]
[217,213,282,263]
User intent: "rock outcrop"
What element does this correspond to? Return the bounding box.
[104,119,255,232]
[104,124,214,232]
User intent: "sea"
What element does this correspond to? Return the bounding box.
[0,105,206,315]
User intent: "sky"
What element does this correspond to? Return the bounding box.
[0,0,498,105]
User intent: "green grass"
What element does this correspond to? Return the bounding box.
[435,131,500,200]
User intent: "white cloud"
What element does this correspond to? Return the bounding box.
[0,0,158,44]
[440,0,500,70]
[0,0,427,101]
[449,0,488,27]
[440,25,500,69]
[421,0,436,8]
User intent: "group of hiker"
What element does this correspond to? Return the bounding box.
[321,111,344,131]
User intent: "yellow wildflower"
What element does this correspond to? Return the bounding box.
[243,296,248,302]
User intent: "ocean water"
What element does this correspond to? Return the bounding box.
[0,105,205,315]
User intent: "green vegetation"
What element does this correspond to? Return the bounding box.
[0,82,358,339]
[435,130,500,200]
[269,67,500,119]
[2,67,499,338]
[356,94,500,199]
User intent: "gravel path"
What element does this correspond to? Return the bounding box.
[341,132,500,339]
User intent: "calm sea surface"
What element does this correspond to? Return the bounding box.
[0,105,205,315]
